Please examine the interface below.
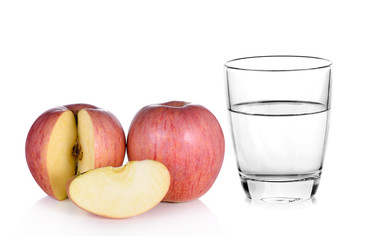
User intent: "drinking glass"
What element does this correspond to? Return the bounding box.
[224,55,332,203]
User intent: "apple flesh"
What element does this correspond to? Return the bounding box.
[127,101,225,202]
[66,160,170,219]
[25,104,126,201]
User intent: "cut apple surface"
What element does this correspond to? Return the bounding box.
[26,104,126,201]
[47,110,78,200]
[77,109,95,173]
[66,160,170,219]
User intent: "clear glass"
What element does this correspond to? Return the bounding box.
[225,55,332,203]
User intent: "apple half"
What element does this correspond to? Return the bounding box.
[25,104,126,201]
[66,160,170,219]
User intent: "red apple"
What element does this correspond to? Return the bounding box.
[25,104,126,200]
[127,101,225,202]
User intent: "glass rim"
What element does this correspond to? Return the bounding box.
[224,55,332,72]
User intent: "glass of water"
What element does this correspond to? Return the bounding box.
[225,55,332,203]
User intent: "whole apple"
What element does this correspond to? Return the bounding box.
[127,101,225,202]
[25,104,126,200]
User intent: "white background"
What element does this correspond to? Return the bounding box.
[1,0,365,239]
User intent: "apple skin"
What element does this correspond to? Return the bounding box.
[84,108,126,169]
[25,106,69,200]
[25,104,126,200]
[127,101,225,202]
[64,103,98,115]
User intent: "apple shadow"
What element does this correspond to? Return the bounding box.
[18,196,223,236]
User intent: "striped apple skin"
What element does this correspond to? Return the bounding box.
[127,101,225,202]
[86,109,126,169]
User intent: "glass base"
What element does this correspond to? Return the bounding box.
[240,173,321,203]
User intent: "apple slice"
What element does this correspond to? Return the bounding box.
[66,160,170,219]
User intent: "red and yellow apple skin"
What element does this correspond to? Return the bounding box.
[127,101,225,202]
[85,108,126,169]
[25,104,126,201]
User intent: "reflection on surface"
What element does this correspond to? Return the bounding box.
[18,196,223,236]
[245,196,316,210]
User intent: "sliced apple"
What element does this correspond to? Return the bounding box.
[26,104,126,201]
[66,160,170,219]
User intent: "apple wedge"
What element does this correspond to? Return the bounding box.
[66,160,170,219]
[26,107,77,201]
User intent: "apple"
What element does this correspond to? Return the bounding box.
[127,101,225,202]
[66,160,170,219]
[25,104,126,201]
